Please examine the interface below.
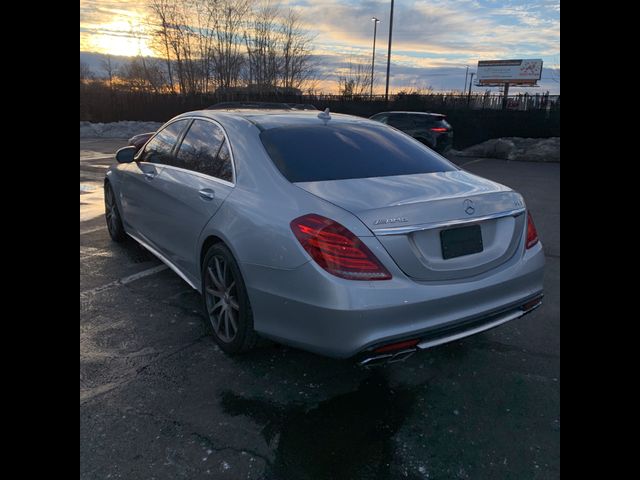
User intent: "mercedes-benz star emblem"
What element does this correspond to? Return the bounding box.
[463,199,475,215]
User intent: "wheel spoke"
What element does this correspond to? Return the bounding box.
[228,308,237,333]
[224,310,230,339]
[208,298,224,314]
[228,297,239,311]
[208,266,224,290]
[226,281,235,293]
[206,287,224,298]
[215,257,225,287]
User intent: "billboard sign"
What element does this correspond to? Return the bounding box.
[477,59,543,86]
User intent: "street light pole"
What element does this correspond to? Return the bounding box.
[384,0,394,101]
[463,65,469,93]
[467,72,475,105]
[370,17,380,99]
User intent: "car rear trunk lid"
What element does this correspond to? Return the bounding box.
[295,171,526,281]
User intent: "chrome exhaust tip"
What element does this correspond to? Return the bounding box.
[357,348,417,368]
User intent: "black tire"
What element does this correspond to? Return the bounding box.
[201,243,257,354]
[104,182,127,242]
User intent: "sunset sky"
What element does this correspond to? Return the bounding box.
[80,0,560,94]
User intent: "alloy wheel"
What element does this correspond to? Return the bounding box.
[204,255,239,342]
[105,186,118,235]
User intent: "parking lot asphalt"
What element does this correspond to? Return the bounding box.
[80,138,560,480]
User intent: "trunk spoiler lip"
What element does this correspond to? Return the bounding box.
[372,207,526,236]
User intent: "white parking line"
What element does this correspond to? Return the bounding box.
[80,264,168,298]
[80,226,106,235]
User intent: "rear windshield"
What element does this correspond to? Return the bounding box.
[260,124,456,183]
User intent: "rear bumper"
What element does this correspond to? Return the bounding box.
[242,241,545,359]
[355,293,543,366]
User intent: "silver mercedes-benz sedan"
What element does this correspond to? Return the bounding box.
[105,108,544,365]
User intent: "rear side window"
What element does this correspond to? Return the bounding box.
[175,120,233,182]
[260,124,456,183]
[387,115,415,129]
[138,120,189,165]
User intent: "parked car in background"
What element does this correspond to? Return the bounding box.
[128,132,155,152]
[369,111,453,153]
[105,108,543,365]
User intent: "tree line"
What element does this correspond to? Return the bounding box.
[80,0,316,95]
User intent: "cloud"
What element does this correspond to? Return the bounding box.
[80,0,560,93]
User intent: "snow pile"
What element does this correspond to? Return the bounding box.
[455,137,560,162]
[80,121,163,139]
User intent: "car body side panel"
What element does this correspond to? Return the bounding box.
[195,180,372,285]
[150,167,233,282]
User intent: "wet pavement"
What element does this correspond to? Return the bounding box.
[80,139,560,479]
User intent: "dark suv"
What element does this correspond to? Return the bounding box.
[369,111,453,153]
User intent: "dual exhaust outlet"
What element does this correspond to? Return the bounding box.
[357,294,543,367]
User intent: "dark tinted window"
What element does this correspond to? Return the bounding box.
[371,114,388,124]
[260,124,456,183]
[175,120,233,182]
[138,120,189,165]
[387,115,415,129]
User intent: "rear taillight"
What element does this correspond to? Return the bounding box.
[374,339,420,353]
[430,127,448,133]
[526,211,539,249]
[290,214,392,280]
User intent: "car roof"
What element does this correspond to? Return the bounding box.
[374,111,445,116]
[176,109,376,131]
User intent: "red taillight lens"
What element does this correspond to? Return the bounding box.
[290,214,392,280]
[526,211,539,249]
[374,339,420,353]
[430,127,448,132]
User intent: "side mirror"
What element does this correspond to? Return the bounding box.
[115,146,136,164]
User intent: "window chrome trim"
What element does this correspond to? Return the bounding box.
[135,115,237,186]
[159,164,235,187]
[373,207,526,236]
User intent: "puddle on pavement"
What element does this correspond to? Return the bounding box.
[220,372,422,480]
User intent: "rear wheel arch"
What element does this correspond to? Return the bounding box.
[200,235,225,269]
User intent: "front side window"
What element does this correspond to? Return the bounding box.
[138,120,189,165]
[175,120,233,182]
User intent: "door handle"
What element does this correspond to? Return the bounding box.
[199,189,215,200]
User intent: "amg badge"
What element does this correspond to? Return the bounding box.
[373,217,409,225]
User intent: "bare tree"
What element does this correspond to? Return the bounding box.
[100,55,116,89]
[80,61,93,83]
[243,0,280,90]
[337,58,371,97]
[145,0,316,94]
[149,0,177,92]
[279,9,314,91]
[148,0,202,94]
[118,57,166,93]
[207,0,251,91]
